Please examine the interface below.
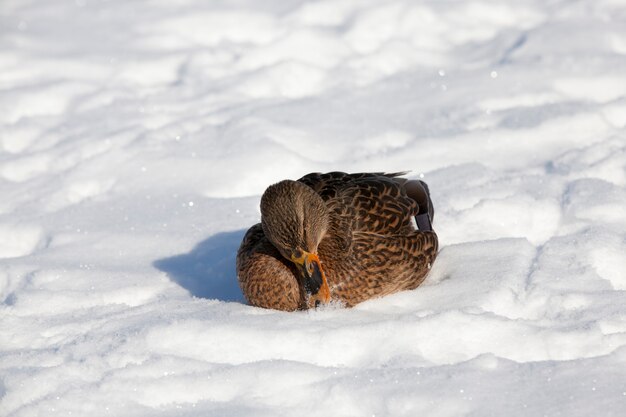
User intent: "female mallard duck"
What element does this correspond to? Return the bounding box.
[236,172,438,311]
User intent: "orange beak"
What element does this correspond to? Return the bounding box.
[292,251,331,307]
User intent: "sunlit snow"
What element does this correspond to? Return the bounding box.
[1,0,626,416]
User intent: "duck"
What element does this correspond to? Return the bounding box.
[236,172,438,311]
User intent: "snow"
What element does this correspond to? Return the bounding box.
[1,0,626,415]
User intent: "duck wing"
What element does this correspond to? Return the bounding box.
[298,172,438,305]
[299,171,418,236]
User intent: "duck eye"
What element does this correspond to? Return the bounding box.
[293,249,303,259]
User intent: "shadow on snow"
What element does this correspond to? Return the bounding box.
[153,229,247,302]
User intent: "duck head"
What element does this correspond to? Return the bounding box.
[260,180,331,308]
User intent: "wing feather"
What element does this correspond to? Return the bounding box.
[299,172,417,235]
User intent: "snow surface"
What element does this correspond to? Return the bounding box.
[1,0,626,416]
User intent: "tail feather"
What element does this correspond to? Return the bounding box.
[403,180,434,231]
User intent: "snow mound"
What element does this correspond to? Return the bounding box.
[1,0,626,416]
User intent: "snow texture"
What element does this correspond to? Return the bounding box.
[1,0,626,416]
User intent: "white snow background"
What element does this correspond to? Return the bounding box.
[2,0,626,416]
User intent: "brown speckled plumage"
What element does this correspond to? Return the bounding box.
[236,172,439,311]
